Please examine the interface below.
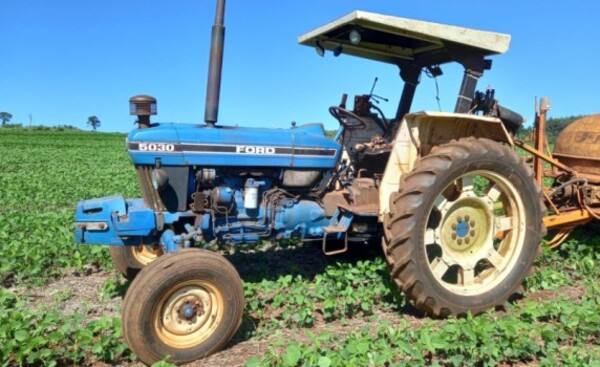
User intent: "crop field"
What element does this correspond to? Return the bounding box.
[1,127,599,366]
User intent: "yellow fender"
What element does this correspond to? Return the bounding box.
[379,111,513,218]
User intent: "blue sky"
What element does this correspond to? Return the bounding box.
[1,0,599,132]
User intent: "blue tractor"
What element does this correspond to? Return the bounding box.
[75,1,544,364]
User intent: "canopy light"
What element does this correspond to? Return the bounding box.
[349,29,361,45]
[333,45,343,57]
[315,41,325,57]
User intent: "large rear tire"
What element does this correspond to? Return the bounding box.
[122,248,245,365]
[383,138,545,317]
[110,244,163,280]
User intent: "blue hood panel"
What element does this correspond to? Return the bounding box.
[127,123,340,168]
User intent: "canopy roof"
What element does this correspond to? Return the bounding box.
[298,11,511,66]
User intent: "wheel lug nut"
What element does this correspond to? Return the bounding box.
[470,230,475,237]
[465,238,470,244]
[457,239,463,245]
[465,215,470,221]
[451,224,457,230]
[470,221,475,227]
[457,216,463,222]
[451,233,457,240]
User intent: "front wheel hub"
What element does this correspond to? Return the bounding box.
[179,303,199,320]
[157,282,219,346]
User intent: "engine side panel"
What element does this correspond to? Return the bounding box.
[127,123,341,168]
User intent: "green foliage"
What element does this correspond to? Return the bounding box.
[243,257,403,333]
[1,123,80,131]
[100,273,129,301]
[252,283,600,366]
[516,115,583,144]
[545,115,583,143]
[0,289,130,366]
[2,128,599,366]
[0,129,138,365]
[246,230,600,366]
[325,129,337,140]
[0,129,139,286]
[151,360,177,367]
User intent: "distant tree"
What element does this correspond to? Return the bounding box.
[87,115,101,131]
[0,112,13,127]
[515,115,583,144]
[545,115,583,143]
[325,130,337,140]
[515,125,533,141]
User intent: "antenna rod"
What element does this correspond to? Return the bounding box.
[204,0,226,127]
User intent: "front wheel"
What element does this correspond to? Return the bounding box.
[122,248,245,365]
[110,244,163,280]
[383,138,545,317]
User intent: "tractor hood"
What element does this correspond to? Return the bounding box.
[126,123,341,168]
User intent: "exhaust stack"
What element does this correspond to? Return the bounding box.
[204,0,226,127]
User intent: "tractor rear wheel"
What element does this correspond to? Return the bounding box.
[122,248,244,365]
[383,138,545,317]
[110,244,163,280]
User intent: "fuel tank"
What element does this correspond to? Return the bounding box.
[126,123,340,168]
[553,114,600,181]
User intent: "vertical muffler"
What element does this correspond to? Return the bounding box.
[204,0,226,127]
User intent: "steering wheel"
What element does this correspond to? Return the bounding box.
[328,106,367,130]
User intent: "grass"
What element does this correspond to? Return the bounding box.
[0,128,598,366]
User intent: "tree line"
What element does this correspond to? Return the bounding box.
[0,112,101,131]
[515,115,584,143]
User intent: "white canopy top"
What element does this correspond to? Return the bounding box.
[299,11,511,65]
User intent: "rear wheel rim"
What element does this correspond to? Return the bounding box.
[424,170,526,296]
[154,280,224,348]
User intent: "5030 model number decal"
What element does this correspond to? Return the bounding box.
[138,143,176,152]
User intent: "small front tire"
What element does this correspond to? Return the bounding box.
[122,248,245,365]
[110,244,163,280]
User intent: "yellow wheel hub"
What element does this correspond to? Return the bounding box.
[424,171,526,295]
[441,198,491,256]
[154,280,224,348]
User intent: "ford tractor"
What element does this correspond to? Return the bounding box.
[73,1,567,364]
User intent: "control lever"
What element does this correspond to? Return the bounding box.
[340,93,348,109]
[368,77,388,104]
[370,94,389,104]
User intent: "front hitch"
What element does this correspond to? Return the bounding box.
[75,196,155,246]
